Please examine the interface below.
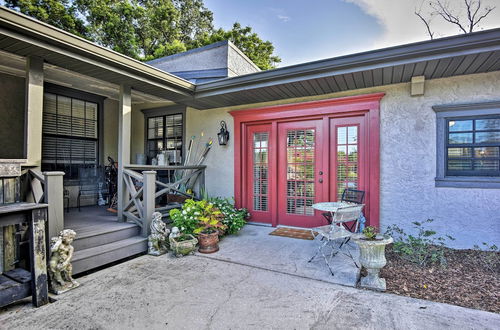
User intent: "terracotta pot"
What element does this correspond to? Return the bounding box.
[198,231,220,254]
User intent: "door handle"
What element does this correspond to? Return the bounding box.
[318,178,323,183]
[319,171,323,175]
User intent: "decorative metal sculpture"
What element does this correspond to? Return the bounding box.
[148,212,170,256]
[48,229,79,294]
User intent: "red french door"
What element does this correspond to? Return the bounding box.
[235,93,383,229]
[277,120,325,227]
[245,124,273,224]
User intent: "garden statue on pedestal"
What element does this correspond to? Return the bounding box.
[148,212,170,256]
[49,229,80,294]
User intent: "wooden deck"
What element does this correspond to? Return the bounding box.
[64,206,147,275]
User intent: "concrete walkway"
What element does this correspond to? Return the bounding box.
[1,227,499,329]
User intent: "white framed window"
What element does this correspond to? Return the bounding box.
[433,101,500,188]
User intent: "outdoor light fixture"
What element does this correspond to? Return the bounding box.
[217,120,230,145]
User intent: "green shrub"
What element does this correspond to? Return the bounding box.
[385,219,455,267]
[209,197,249,235]
[169,199,226,236]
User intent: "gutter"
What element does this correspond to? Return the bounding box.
[194,28,500,96]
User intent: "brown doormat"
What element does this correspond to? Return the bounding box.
[269,227,316,240]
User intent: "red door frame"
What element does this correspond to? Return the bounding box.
[230,92,385,228]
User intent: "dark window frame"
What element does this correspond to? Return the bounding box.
[445,115,500,177]
[433,101,500,188]
[42,84,105,183]
[142,105,186,164]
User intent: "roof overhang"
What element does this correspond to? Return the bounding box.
[0,7,195,102]
[186,28,500,109]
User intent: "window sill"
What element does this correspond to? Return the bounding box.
[435,176,500,188]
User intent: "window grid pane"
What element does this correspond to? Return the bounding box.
[146,113,183,164]
[446,116,500,176]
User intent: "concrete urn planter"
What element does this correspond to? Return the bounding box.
[170,235,198,257]
[353,234,393,291]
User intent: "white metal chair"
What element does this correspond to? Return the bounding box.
[309,204,364,275]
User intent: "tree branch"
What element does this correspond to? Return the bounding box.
[415,10,434,39]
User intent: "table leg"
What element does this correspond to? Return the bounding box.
[28,208,49,307]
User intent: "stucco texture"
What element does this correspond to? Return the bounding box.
[187,71,500,249]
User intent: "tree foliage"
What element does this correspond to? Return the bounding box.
[5,0,280,69]
[5,0,87,37]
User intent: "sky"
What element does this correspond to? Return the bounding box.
[204,0,500,67]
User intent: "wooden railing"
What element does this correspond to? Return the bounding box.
[21,169,65,239]
[121,165,206,236]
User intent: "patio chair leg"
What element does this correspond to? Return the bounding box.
[308,236,327,263]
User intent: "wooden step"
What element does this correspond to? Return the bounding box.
[72,236,148,275]
[72,222,140,251]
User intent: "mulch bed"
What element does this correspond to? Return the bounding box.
[379,245,500,314]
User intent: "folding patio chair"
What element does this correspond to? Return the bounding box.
[309,204,364,276]
[322,188,365,232]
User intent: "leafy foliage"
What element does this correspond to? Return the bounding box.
[186,23,281,70]
[7,0,281,69]
[209,197,248,235]
[5,0,87,37]
[385,219,455,267]
[169,199,226,236]
[362,226,378,240]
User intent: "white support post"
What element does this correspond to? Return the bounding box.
[117,85,132,222]
[25,56,44,166]
[142,171,156,237]
[43,171,65,240]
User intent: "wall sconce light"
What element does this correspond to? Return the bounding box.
[217,120,230,145]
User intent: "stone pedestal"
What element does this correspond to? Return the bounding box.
[353,234,393,291]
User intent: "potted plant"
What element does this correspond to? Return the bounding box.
[169,231,198,257]
[194,207,227,254]
[353,226,393,291]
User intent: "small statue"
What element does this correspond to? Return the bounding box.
[148,212,170,256]
[169,226,181,240]
[49,229,79,294]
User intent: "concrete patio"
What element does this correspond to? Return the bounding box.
[198,224,361,287]
[1,250,499,329]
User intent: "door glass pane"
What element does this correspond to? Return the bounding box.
[253,132,269,211]
[336,125,359,200]
[286,129,315,215]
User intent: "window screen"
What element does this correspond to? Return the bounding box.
[146,113,183,164]
[446,116,500,176]
[42,93,99,179]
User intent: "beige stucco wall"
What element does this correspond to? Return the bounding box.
[103,99,118,162]
[0,73,25,159]
[186,71,500,249]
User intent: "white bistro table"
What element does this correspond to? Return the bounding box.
[312,202,351,220]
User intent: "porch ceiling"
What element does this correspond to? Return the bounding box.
[0,7,195,102]
[186,28,500,110]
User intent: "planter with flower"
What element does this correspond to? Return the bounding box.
[209,197,248,236]
[353,226,393,291]
[169,199,227,254]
